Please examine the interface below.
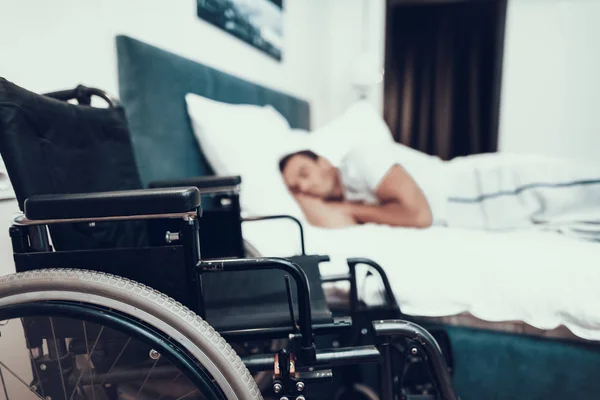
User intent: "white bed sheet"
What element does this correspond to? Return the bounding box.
[242,220,600,342]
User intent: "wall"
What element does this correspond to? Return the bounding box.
[0,0,318,121]
[498,0,600,161]
[0,0,389,127]
[317,0,387,126]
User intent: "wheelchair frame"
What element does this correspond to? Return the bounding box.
[8,196,458,400]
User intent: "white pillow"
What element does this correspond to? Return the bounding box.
[305,100,441,168]
[185,93,307,218]
[307,100,393,166]
[185,93,290,176]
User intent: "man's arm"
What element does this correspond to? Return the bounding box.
[341,164,433,228]
[293,193,358,228]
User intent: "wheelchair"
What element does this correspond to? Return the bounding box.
[0,77,459,400]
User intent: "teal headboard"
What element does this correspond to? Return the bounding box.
[116,35,311,186]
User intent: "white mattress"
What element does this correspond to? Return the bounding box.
[242,220,600,342]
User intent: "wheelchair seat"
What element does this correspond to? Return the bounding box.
[0,77,333,332]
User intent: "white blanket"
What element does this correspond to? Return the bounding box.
[242,220,600,342]
[438,153,600,240]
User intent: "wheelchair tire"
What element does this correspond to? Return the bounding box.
[0,268,263,400]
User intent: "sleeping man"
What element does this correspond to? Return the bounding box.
[279,143,600,236]
[278,144,440,229]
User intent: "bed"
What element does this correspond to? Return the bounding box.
[115,34,600,400]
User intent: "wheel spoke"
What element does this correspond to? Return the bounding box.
[48,317,69,400]
[156,371,181,400]
[78,384,90,400]
[68,325,104,400]
[176,388,199,400]
[134,356,160,399]
[0,366,9,400]
[99,337,131,386]
[82,322,95,400]
[0,361,44,400]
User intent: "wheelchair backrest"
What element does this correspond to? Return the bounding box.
[0,77,148,250]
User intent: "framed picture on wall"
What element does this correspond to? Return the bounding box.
[196,0,283,61]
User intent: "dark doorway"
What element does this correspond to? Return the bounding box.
[383,0,507,160]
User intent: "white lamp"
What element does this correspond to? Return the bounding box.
[351,0,384,99]
[351,52,384,99]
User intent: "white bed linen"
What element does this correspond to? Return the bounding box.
[439,153,600,240]
[242,220,600,342]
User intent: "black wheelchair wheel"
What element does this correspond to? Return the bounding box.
[0,269,262,400]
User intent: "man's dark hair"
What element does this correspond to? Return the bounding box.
[278,150,319,173]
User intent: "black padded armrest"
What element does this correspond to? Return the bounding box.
[24,187,200,220]
[149,175,241,190]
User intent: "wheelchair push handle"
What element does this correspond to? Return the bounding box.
[44,85,121,108]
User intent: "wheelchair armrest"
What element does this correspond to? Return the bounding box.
[24,187,200,220]
[148,175,241,191]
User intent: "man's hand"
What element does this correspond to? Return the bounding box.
[293,193,358,228]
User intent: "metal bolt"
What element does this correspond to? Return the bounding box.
[297,396,306,400]
[40,364,47,371]
[30,385,37,391]
[149,349,160,360]
[332,340,339,348]
[296,381,305,392]
[89,222,96,227]
[165,231,180,244]
[45,397,52,400]
[280,397,289,400]
[273,383,282,394]
[411,347,418,355]
[361,328,368,335]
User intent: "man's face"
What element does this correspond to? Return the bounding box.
[281,155,337,199]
